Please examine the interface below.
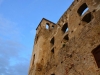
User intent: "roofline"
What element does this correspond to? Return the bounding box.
[36,18,56,30]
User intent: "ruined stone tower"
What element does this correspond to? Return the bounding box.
[28,0,100,75]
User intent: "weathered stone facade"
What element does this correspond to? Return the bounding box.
[28,0,100,75]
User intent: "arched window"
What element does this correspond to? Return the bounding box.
[77,3,89,16]
[46,23,49,29]
[61,23,68,33]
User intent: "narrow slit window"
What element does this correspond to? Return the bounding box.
[51,48,54,53]
[32,54,35,65]
[92,45,100,68]
[77,3,89,16]
[35,35,38,44]
[46,23,49,29]
[62,23,68,33]
[50,37,54,47]
[82,12,93,23]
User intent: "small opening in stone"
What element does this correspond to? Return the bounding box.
[93,9,96,12]
[77,3,89,16]
[50,37,54,47]
[64,34,69,41]
[62,23,68,33]
[51,48,54,53]
[92,45,100,68]
[32,54,35,65]
[79,23,81,25]
[35,35,38,44]
[82,12,93,23]
[71,31,73,33]
[52,25,54,28]
[46,23,49,29]
[61,61,63,64]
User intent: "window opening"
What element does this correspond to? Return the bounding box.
[50,37,54,47]
[51,48,54,53]
[82,12,93,23]
[62,23,68,33]
[64,34,69,41]
[92,45,100,68]
[82,7,89,15]
[66,28,69,32]
[52,25,54,29]
[35,35,38,44]
[32,54,35,65]
[77,3,89,16]
[46,23,49,29]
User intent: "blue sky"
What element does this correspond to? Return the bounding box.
[0,0,74,75]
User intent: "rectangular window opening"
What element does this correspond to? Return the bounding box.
[82,12,93,23]
[77,3,89,16]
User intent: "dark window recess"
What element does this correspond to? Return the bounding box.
[46,23,49,29]
[52,25,54,28]
[62,23,68,33]
[32,54,35,65]
[92,45,100,68]
[64,34,69,41]
[51,48,54,53]
[77,3,89,16]
[35,35,38,44]
[50,37,54,47]
[82,12,93,23]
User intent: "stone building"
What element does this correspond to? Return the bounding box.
[28,0,100,75]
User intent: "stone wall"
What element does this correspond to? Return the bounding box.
[28,0,100,75]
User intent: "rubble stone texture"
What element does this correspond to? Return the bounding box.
[28,0,100,75]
